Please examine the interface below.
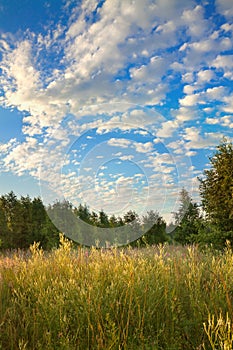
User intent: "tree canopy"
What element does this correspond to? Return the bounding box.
[0,193,168,249]
[199,139,233,233]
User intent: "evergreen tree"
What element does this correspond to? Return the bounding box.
[0,201,10,249]
[90,211,98,226]
[109,214,118,227]
[0,192,29,248]
[142,210,167,245]
[199,139,233,233]
[123,210,138,224]
[0,192,60,249]
[173,189,201,245]
[76,204,91,223]
[173,188,191,225]
[123,210,141,245]
[30,197,60,249]
[98,209,109,227]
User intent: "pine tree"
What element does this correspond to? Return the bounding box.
[142,210,167,245]
[199,139,233,233]
[0,202,10,249]
[173,189,201,245]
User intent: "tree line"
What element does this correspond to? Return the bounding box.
[0,192,168,249]
[0,139,232,250]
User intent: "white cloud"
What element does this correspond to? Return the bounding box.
[3,137,40,176]
[83,167,92,172]
[0,38,11,52]
[220,115,233,128]
[221,23,233,32]
[134,129,149,136]
[203,107,214,113]
[186,150,197,156]
[188,39,215,52]
[183,85,196,95]
[182,70,215,96]
[107,138,132,148]
[212,55,233,69]
[181,5,210,39]
[205,86,226,100]
[205,117,220,125]
[0,138,18,155]
[179,93,200,107]
[197,69,215,83]
[133,141,153,153]
[223,94,233,113]
[182,72,194,83]
[216,0,233,17]
[175,107,197,122]
[156,120,179,138]
[156,20,176,34]
[212,55,233,80]
[1,40,40,108]
[121,108,165,128]
[179,86,226,110]
[119,155,134,161]
[130,56,167,82]
[184,127,223,149]
[0,0,171,131]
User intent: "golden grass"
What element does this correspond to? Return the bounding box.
[0,236,233,349]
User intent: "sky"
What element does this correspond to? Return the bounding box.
[0,0,233,224]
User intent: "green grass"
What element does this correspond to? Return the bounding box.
[1,236,233,349]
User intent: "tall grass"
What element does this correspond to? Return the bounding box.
[1,236,233,349]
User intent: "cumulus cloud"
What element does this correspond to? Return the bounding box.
[205,117,220,125]
[181,5,210,39]
[212,54,233,80]
[179,93,200,107]
[174,107,197,122]
[107,138,132,148]
[133,141,153,153]
[197,69,215,83]
[156,120,179,138]
[184,127,223,149]
[223,93,233,113]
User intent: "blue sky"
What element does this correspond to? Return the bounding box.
[0,0,233,222]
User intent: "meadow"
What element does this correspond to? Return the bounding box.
[0,236,233,349]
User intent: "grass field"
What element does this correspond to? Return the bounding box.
[1,235,233,349]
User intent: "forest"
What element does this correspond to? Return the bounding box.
[0,139,233,350]
[0,139,232,250]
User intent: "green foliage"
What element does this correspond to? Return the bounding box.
[199,139,233,233]
[75,203,91,224]
[1,137,233,251]
[0,192,169,250]
[98,209,110,227]
[141,210,168,245]
[0,192,59,250]
[195,224,233,250]
[173,188,202,245]
[1,243,233,349]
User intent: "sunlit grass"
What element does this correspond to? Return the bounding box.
[0,236,233,349]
